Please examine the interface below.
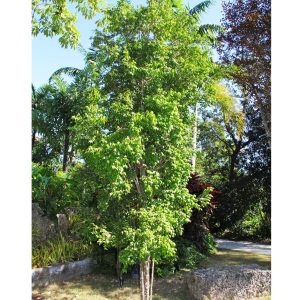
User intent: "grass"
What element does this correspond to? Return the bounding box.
[32,234,93,268]
[32,249,271,300]
[201,249,271,269]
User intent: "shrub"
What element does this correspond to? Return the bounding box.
[183,172,218,253]
[175,237,207,269]
[32,163,71,218]
[225,202,271,240]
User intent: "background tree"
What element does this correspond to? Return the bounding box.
[32,68,92,171]
[197,85,271,239]
[217,0,271,146]
[194,0,272,240]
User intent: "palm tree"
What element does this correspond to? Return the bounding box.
[188,0,224,171]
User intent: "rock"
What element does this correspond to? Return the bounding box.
[186,264,271,300]
[32,258,97,288]
[56,213,69,236]
[32,203,57,247]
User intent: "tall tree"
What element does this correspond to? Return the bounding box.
[217,0,271,146]
[74,0,218,298]
[189,0,224,171]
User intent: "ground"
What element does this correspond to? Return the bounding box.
[32,249,271,300]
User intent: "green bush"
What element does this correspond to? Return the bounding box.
[201,232,217,254]
[32,163,72,218]
[175,238,207,269]
[221,202,271,241]
[32,233,93,268]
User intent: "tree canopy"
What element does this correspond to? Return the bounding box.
[32,0,104,48]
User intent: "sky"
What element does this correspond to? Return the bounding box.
[32,0,223,87]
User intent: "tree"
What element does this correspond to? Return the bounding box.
[32,69,92,171]
[188,0,224,171]
[32,0,103,48]
[217,0,271,146]
[197,85,271,239]
[74,0,218,298]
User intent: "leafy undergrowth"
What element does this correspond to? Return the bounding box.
[32,250,271,300]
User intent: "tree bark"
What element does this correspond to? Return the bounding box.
[62,128,70,172]
[140,261,145,300]
[248,82,271,148]
[149,258,154,300]
[32,129,37,149]
[140,257,152,300]
[229,141,242,183]
[191,104,198,172]
[116,248,123,287]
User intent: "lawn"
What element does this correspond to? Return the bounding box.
[32,250,271,300]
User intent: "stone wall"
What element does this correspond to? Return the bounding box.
[32,258,97,288]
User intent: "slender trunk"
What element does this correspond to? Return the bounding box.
[191,104,198,172]
[32,129,37,149]
[144,258,150,300]
[140,261,145,300]
[149,258,154,300]
[69,145,73,166]
[140,257,152,300]
[116,248,123,287]
[62,129,70,172]
[249,83,271,148]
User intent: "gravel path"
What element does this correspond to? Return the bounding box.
[215,239,271,256]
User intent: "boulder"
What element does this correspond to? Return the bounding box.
[32,203,57,247]
[186,264,271,300]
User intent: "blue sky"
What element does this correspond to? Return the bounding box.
[32,0,222,87]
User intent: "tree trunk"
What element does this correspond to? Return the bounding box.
[229,141,241,183]
[149,258,154,300]
[248,82,271,148]
[191,104,198,172]
[140,257,154,300]
[62,129,70,172]
[116,248,123,287]
[32,129,37,149]
[140,261,145,300]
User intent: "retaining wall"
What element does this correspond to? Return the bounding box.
[32,258,97,288]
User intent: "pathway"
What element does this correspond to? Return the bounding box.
[215,239,271,256]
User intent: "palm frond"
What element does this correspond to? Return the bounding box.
[32,84,36,99]
[48,75,68,93]
[198,24,224,35]
[49,67,82,83]
[77,43,88,57]
[189,0,213,15]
